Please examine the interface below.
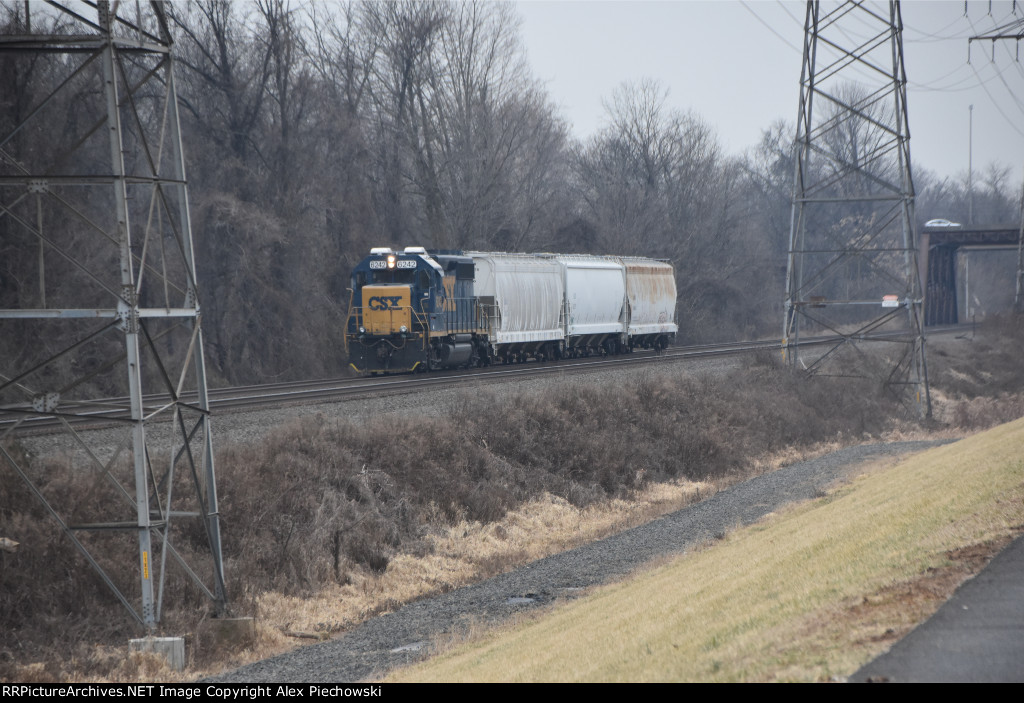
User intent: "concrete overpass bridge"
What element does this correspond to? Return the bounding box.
[921,223,1023,325]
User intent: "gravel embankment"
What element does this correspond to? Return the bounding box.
[208,437,952,683]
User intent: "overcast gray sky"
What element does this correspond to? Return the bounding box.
[515,0,1024,187]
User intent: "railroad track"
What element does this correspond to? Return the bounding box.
[0,326,963,433]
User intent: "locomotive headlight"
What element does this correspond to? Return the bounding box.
[387,254,396,269]
[400,325,408,333]
[359,326,366,334]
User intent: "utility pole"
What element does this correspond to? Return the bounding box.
[968,104,974,226]
[966,6,1024,314]
[1016,171,1024,312]
[0,1,226,629]
[783,1,930,417]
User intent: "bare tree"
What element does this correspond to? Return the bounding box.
[306,0,375,120]
[916,163,1020,227]
[429,1,568,249]
[359,0,448,244]
[358,0,567,249]
[574,80,725,259]
[742,119,794,256]
[256,0,310,207]
[302,1,380,261]
[570,79,773,340]
[169,0,273,191]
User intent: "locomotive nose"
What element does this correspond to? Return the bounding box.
[362,285,412,336]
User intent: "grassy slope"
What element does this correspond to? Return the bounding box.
[389,416,1024,682]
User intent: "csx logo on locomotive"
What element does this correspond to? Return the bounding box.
[368,296,403,311]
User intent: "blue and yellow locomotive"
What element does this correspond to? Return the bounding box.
[345,247,490,373]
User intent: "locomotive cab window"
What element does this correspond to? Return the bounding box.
[371,269,416,284]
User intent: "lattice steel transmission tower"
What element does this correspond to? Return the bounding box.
[0,1,225,628]
[783,0,931,416]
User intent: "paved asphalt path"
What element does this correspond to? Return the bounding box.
[851,532,1024,683]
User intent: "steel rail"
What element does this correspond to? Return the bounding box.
[1,325,965,433]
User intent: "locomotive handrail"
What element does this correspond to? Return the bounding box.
[439,297,489,336]
[480,302,500,330]
[475,300,490,333]
[410,308,429,351]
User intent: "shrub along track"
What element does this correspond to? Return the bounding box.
[207,439,951,683]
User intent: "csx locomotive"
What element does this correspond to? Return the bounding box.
[344,247,678,374]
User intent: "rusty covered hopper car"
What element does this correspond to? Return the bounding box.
[620,257,678,350]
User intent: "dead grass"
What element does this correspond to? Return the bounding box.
[253,481,711,635]
[927,315,1024,429]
